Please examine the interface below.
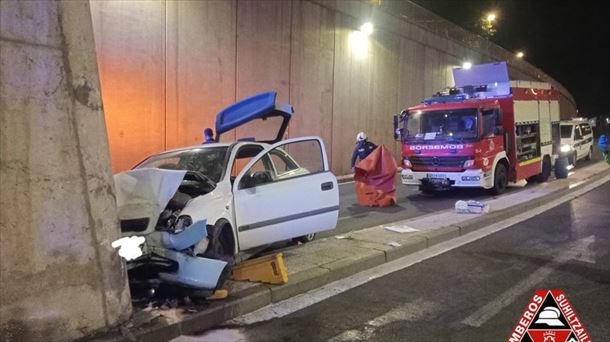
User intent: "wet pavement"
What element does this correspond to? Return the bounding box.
[179,181,610,341]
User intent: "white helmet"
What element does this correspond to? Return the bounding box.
[356,132,367,142]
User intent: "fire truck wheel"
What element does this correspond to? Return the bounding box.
[491,163,507,195]
[537,156,552,182]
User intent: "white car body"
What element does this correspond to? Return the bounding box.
[115,136,339,256]
[560,119,593,163]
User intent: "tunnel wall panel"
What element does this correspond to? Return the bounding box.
[90,0,577,174]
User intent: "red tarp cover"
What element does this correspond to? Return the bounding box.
[354,145,398,207]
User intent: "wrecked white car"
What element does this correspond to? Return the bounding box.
[114,91,339,294]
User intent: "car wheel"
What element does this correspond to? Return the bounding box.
[203,223,235,288]
[206,224,235,261]
[535,156,551,182]
[585,147,592,161]
[295,233,316,244]
[491,163,507,195]
[555,156,569,179]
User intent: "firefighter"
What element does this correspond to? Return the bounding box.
[203,127,214,144]
[351,132,377,172]
[599,134,610,164]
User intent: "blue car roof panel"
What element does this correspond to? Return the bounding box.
[215,91,293,143]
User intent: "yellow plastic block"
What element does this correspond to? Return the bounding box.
[207,289,228,300]
[231,252,288,285]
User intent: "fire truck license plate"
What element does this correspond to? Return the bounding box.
[427,173,446,179]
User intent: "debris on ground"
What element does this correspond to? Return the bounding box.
[232,252,288,285]
[384,224,420,233]
[455,200,490,214]
[387,241,401,247]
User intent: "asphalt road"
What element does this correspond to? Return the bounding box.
[325,153,601,239]
[186,181,610,342]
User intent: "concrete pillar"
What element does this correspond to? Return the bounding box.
[0,1,131,341]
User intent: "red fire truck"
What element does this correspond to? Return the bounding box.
[394,62,561,194]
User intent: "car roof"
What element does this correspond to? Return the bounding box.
[148,140,274,157]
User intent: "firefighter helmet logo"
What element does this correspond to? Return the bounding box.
[506,289,591,342]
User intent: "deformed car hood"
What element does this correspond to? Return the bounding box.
[114,168,186,233]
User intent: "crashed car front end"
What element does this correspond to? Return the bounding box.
[113,168,228,298]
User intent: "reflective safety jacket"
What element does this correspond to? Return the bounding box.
[351,140,377,168]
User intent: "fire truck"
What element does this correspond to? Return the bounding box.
[394,62,561,194]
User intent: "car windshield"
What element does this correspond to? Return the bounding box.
[403,109,478,142]
[136,146,228,183]
[560,125,573,138]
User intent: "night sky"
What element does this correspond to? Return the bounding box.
[412,0,608,118]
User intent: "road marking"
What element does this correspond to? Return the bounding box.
[461,235,595,328]
[327,299,439,342]
[229,176,608,326]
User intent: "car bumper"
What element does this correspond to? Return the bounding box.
[401,168,492,189]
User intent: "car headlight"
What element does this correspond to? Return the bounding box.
[463,159,475,168]
[560,144,572,153]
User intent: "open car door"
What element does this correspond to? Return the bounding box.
[232,137,339,250]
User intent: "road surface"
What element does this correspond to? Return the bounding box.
[182,181,609,341]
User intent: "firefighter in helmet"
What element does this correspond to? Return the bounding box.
[351,132,377,172]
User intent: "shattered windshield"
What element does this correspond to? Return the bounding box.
[404,109,478,142]
[136,147,228,183]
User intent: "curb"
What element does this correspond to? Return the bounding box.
[101,165,609,342]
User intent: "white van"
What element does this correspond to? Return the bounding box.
[560,119,594,164]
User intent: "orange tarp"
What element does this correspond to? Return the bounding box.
[354,145,398,207]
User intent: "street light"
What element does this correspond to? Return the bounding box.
[481,12,497,37]
[516,51,525,59]
[462,62,472,70]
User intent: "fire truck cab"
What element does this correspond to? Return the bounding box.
[394,62,561,194]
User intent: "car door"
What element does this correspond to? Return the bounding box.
[573,125,584,159]
[232,137,339,251]
[580,123,593,154]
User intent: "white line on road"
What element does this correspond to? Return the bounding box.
[327,299,439,342]
[229,176,609,327]
[461,235,595,328]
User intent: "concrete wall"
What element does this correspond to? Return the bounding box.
[90,0,577,175]
[0,1,131,341]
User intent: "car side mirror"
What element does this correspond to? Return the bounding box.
[239,174,256,189]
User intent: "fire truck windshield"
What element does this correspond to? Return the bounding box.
[403,109,478,142]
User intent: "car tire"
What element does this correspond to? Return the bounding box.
[294,233,316,244]
[535,156,551,182]
[203,223,235,289]
[555,156,569,179]
[491,163,507,195]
